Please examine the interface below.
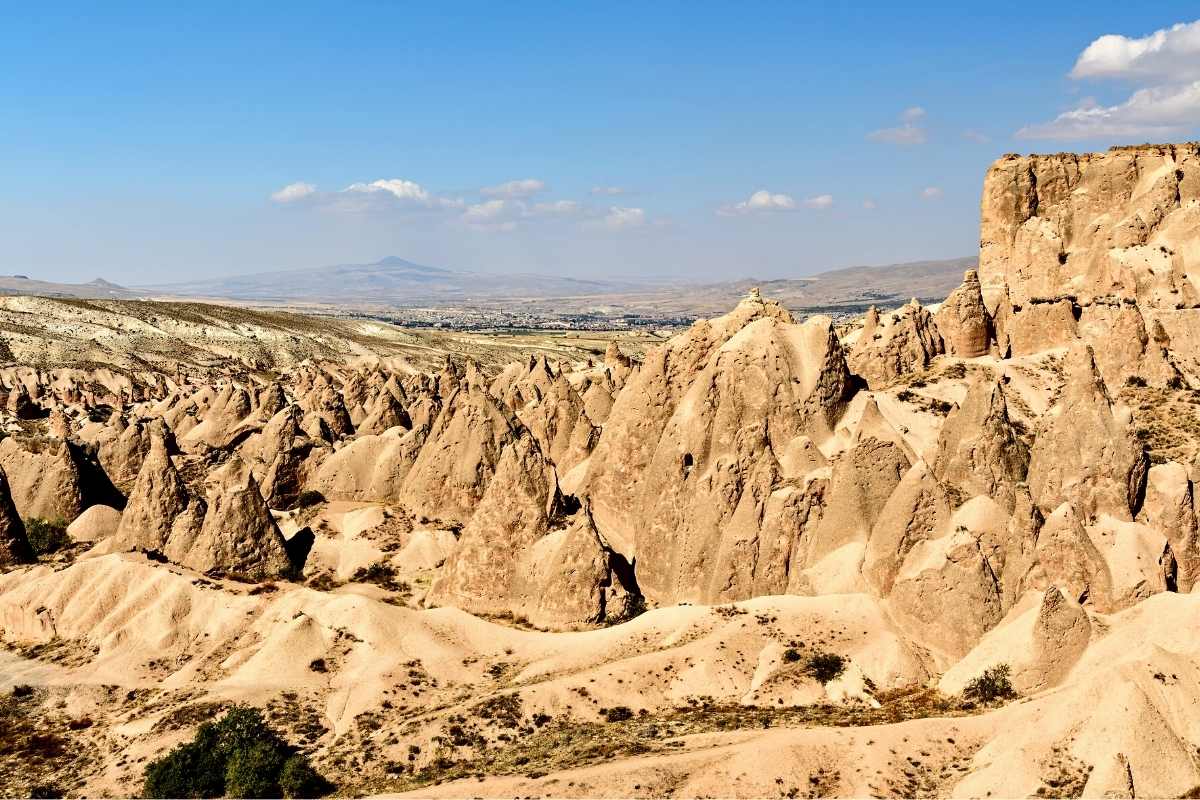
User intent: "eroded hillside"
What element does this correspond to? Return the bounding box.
[2,144,1200,798]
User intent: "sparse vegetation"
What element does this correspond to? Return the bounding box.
[962,663,1016,704]
[24,517,70,556]
[354,685,978,795]
[142,705,330,799]
[803,652,847,684]
[600,706,634,722]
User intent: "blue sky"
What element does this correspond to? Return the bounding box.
[3,3,1199,284]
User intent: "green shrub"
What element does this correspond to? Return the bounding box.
[24,517,69,555]
[601,706,634,723]
[143,706,330,799]
[279,754,333,798]
[803,652,847,684]
[225,740,286,798]
[782,648,802,663]
[962,663,1016,703]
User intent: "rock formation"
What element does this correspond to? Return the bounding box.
[0,467,33,566]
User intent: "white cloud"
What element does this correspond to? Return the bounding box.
[1017,80,1200,140]
[1071,20,1200,81]
[803,194,834,209]
[718,189,798,216]
[921,186,943,199]
[867,107,928,145]
[963,129,991,144]
[270,182,316,203]
[1020,20,1200,140]
[604,206,646,229]
[344,178,432,203]
[480,178,546,198]
[862,199,877,210]
[590,186,625,196]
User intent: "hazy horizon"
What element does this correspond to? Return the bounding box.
[4,4,1198,285]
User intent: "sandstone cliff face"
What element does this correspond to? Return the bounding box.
[584,292,856,605]
[849,300,944,387]
[980,144,1200,309]
[1027,344,1148,521]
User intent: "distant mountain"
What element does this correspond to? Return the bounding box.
[520,257,977,318]
[0,275,138,300]
[141,256,648,304]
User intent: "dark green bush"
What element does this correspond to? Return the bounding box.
[962,663,1016,703]
[803,652,847,684]
[225,740,286,798]
[24,517,69,555]
[601,706,634,723]
[782,648,802,663]
[279,754,333,799]
[143,706,330,799]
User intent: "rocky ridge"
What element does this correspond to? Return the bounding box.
[2,144,1200,797]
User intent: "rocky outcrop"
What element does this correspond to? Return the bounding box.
[935,270,992,358]
[0,437,85,521]
[1027,344,1148,520]
[112,426,205,553]
[0,467,33,566]
[165,460,296,578]
[584,292,856,605]
[931,378,1029,509]
[426,431,626,627]
[979,145,1200,308]
[400,380,517,526]
[849,299,944,387]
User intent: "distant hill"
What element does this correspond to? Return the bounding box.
[515,257,977,318]
[140,256,647,304]
[139,254,974,317]
[0,275,139,300]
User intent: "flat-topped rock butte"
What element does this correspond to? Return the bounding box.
[3,144,1200,798]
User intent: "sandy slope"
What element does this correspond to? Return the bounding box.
[2,546,1199,797]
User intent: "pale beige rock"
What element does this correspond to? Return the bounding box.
[1027,343,1148,520]
[399,382,517,526]
[0,437,85,521]
[167,460,295,578]
[931,378,1029,509]
[67,504,121,543]
[848,298,944,387]
[0,467,33,566]
[112,427,204,553]
[935,269,992,357]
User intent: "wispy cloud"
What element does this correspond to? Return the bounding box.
[590,186,626,196]
[803,194,834,209]
[862,199,877,210]
[867,106,928,145]
[1018,81,1200,140]
[480,178,546,198]
[718,189,797,216]
[270,182,316,203]
[1019,19,1200,140]
[963,129,991,144]
[267,175,654,233]
[603,206,646,229]
[921,186,943,199]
